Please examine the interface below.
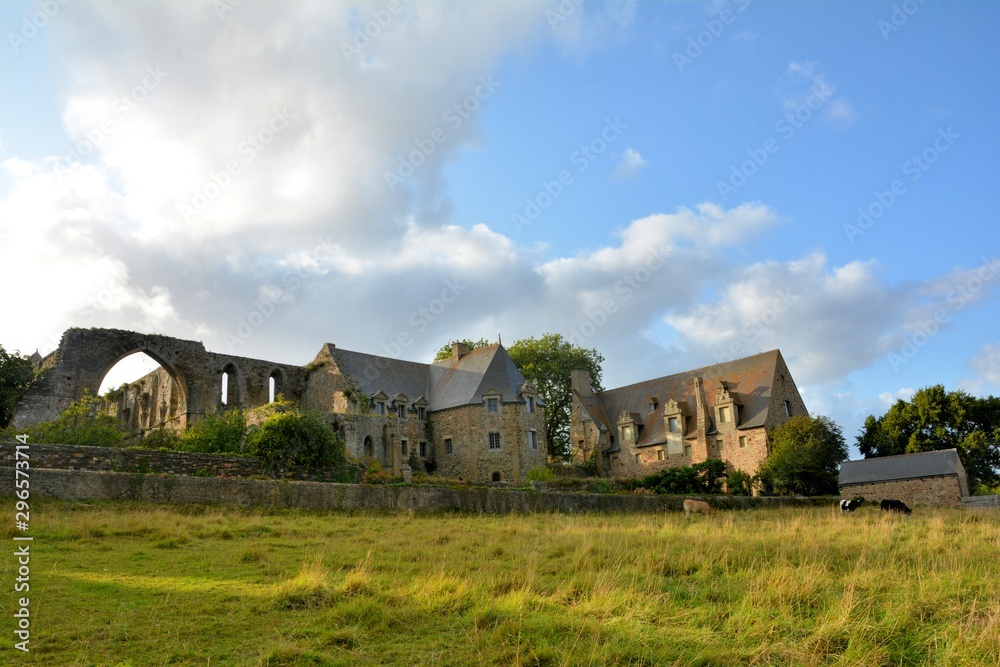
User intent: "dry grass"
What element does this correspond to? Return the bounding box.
[5,499,1000,666]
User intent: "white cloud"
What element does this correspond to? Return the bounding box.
[777,61,855,127]
[612,147,648,181]
[970,343,1000,386]
[878,388,916,406]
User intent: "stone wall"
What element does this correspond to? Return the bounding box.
[0,442,349,483]
[841,475,965,509]
[0,467,838,514]
[13,328,305,430]
[431,401,547,485]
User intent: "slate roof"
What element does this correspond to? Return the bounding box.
[324,343,531,412]
[578,350,787,448]
[839,449,966,486]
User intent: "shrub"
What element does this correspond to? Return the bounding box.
[179,409,246,454]
[23,390,126,448]
[136,427,182,451]
[726,469,754,496]
[636,459,728,495]
[245,410,345,472]
[526,466,556,482]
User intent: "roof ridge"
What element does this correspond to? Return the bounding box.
[599,349,779,395]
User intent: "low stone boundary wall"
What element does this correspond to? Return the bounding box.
[0,467,838,514]
[0,441,346,483]
[963,495,1000,509]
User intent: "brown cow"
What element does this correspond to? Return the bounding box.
[683,498,714,517]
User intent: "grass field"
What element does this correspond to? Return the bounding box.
[2,499,999,666]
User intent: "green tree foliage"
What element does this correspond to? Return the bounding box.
[637,459,727,495]
[758,415,847,496]
[0,345,35,429]
[245,410,346,472]
[433,338,491,361]
[507,334,604,459]
[20,390,126,448]
[856,385,1000,488]
[433,334,604,459]
[179,409,247,454]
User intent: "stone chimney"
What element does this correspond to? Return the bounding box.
[571,370,594,397]
[452,341,469,360]
[693,376,708,458]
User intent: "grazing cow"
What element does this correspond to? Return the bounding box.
[840,498,862,512]
[683,498,714,517]
[880,499,912,515]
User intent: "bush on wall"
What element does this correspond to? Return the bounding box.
[245,410,346,473]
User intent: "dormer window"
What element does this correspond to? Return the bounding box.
[617,410,641,446]
[372,390,389,416]
[487,398,498,413]
[525,396,535,414]
[647,396,658,414]
[413,396,428,421]
[667,416,680,433]
[713,383,740,430]
[392,394,409,420]
[397,404,407,419]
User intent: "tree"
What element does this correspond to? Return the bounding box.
[758,415,847,496]
[507,334,604,458]
[856,385,1000,488]
[433,334,604,458]
[433,338,491,361]
[0,345,34,429]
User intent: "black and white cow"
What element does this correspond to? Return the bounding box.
[840,498,862,512]
[880,499,912,515]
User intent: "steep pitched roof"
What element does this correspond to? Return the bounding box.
[321,342,528,412]
[839,449,967,486]
[326,345,431,405]
[580,350,784,448]
[429,344,528,411]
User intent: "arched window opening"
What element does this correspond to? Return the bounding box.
[491,471,501,482]
[221,372,230,406]
[268,370,284,403]
[364,436,374,458]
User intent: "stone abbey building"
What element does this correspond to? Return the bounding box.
[14,329,808,484]
[569,350,808,477]
[13,329,547,484]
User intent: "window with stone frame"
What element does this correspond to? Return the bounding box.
[445,437,453,454]
[718,405,730,423]
[668,416,680,432]
[417,406,427,420]
[528,430,538,450]
[419,441,427,457]
[401,439,408,456]
[739,435,747,448]
[488,432,501,450]
[525,396,535,413]
[657,449,665,461]
[397,403,407,419]
[487,397,499,413]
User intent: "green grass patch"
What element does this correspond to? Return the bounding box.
[4,499,1000,665]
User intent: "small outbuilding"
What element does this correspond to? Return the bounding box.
[838,449,970,509]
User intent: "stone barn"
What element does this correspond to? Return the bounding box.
[838,449,970,509]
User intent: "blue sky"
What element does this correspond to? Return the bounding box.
[1,0,998,455]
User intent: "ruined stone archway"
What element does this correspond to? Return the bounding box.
[12,327,306,430]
